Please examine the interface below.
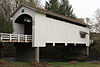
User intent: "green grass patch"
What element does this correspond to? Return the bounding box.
[50,62,100,67]
[0,59,30,67]
[0,59,100,67]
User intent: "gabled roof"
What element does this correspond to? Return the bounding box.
[11,4,86,26]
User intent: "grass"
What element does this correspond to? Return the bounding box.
[0,59,30,67]
[51,62,100,67]
[0,59,100,67]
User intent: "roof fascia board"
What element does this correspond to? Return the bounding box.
[11,4,87,27]
[11,4,37,17]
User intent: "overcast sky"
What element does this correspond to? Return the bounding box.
[40,0,100,18]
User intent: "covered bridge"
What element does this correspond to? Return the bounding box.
[0,4,90,62]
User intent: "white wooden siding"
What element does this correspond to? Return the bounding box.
[12,6,35,34]
[13,23,24,34]
[34,12,90,47]
[11,6,90,47]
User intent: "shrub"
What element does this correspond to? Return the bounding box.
[91,61,100,64]
[0,59,7,65]
[69,60,79,64]
[42,62,52,65]
[53,65,64,67]
[41,62,52,67]
[30,62,52,67]
[90,45,100,59]
[75,55,89,61]
[30,62,39,67]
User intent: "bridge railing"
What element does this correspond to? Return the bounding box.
[0,33,32,43]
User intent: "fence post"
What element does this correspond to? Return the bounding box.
[25,35,27,42]
[18,34,20,42]
[0,33,2,42]
[10,34,12,42]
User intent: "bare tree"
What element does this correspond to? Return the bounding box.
[0,0,14,33]
[95,9,100,23]
[15,0,41,8]
[86,9,100,33]
[0,0,15,21]
[92,9,100,32]
[0,0,42,21]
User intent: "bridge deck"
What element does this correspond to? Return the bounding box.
[0,33,32,43]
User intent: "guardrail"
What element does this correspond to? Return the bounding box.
[0,33,32,43]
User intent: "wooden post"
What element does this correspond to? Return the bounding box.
[25,35,27,42]
[10,34,12,42]
[53,43,55,46]
[0,34,2,42]
[18,34,20,42]
[65,43,67,46]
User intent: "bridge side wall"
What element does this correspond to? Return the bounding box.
[34,12,90,47]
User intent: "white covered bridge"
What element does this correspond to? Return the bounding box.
[0,4,90,62]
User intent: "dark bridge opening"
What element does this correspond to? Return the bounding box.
[15,14,32,35]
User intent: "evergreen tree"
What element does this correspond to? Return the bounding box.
[0,16,13,33]
[45,0,76,19]
[45,0,59,13]
[59,0,76,19]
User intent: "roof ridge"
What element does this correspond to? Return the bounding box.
[11,4,86,26]
[25,4,86,25]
